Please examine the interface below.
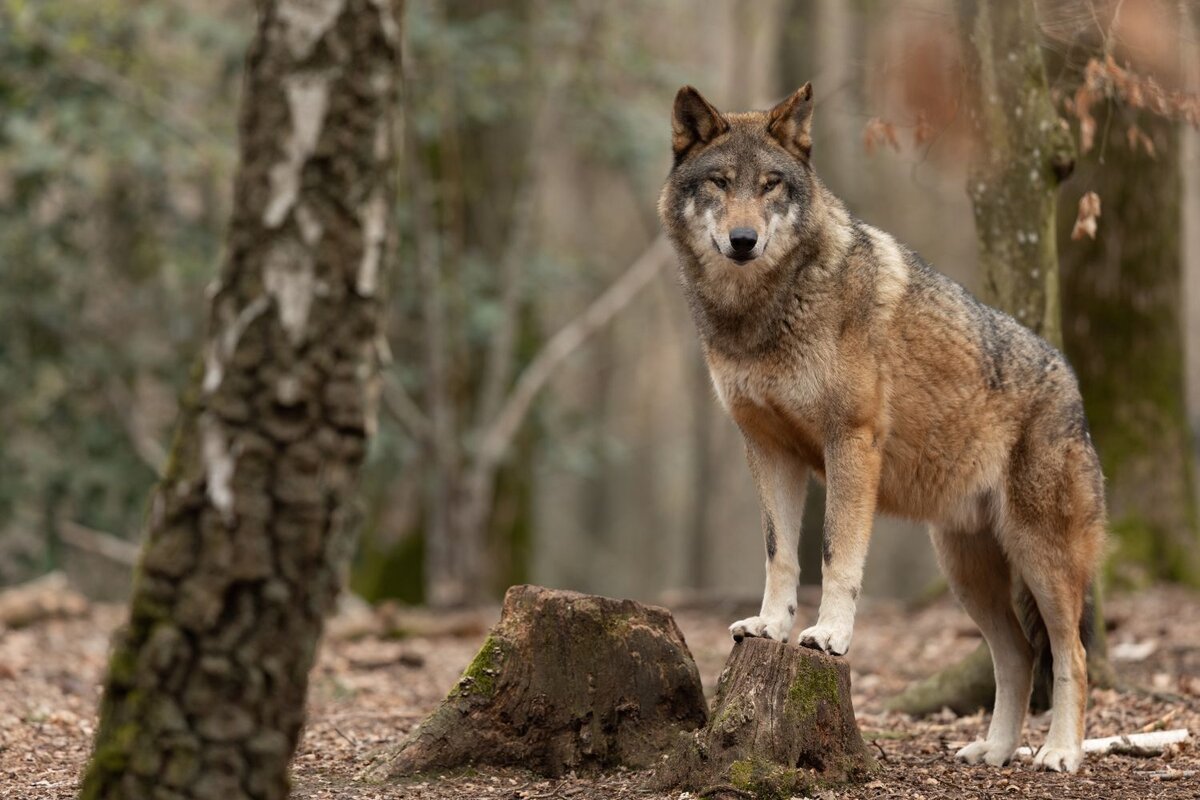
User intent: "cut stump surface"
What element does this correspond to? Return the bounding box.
[663,637,875,798]
[365,585,708,779]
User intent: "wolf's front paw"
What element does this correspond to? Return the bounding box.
[728,615,790,644]
[955,739,1017,767]
[797,622,852,655]
[1033,745,1082,773]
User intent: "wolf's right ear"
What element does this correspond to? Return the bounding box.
[672,86,729,162]
[767,83,814,161]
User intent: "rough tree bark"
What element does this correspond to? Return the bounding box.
[891,0,1115,715]
[663,639,874,799]
[366,585,707,779]
[79,1,403,798]
[1060,113,1200,587]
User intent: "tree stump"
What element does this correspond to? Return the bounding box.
[663,638,875,798]
[365,585,708,779]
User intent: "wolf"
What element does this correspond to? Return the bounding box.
[658,83,1106,773]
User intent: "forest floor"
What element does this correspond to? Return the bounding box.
[1,584,1198,800]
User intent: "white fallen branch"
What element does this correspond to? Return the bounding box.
[1013,729,1190,760]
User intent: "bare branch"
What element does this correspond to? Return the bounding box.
[1014,729,1189,759]
[474,2,600,432]
[58,520,139,567]
[382,378,433,443]
[474,234,673,472]
[105,380,168,477]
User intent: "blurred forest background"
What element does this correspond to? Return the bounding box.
[1,0,1198,609]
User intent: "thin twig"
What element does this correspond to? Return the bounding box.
[58,520,139,566]
[382,379,433,443]
[475,1,617,449]
[331,725,357,748]
[105,379,168,476]
[474,234,672,474]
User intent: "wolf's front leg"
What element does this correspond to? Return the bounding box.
[729,440,810,644]
[798,429,880,656]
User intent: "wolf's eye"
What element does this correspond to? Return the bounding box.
[709,176,729,191]
[763,176,782,192]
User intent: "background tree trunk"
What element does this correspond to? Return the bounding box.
[891,0,1103,715]
[1060,113,1200,588]
[79,1,403,797]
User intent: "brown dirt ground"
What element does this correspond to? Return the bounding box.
[1,586,1198,799]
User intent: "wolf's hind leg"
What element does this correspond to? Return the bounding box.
[729,439,810,644]
[932,524,1033,768]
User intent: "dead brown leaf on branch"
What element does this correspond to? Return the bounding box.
[1063,55,1200,155]
[863,117,901,155]
[1072,191,1102,241]
[1125,123,1156,157]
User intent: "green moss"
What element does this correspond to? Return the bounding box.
[727,757,810,800]
[351,526,425,605]
[450,635,506,698]
[709,693,750,738]
[79,721,139,799]
[107,646,138,688]
[785,660,839,720]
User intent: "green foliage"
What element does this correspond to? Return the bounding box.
[0,0,246,582]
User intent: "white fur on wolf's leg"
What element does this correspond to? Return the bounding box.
[1032,744,1083,773]
[956,643,1028,767]
[797,620,853,655]
[955,739,1018,767]
[729,614,791,643]
[798,591,855,655]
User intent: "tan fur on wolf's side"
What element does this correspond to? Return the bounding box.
[658,84,1106,774]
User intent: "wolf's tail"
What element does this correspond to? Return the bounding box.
[1015,580,1094,706]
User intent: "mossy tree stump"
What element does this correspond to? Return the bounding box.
[664,638,875,798]
[366,585,708,779]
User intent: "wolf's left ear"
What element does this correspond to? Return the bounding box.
[672,86,729,161]
[767,83,814,160]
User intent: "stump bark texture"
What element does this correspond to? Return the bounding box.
[370,585,708,779]
[665,638,874,798]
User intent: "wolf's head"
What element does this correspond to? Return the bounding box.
[658,84,819,301]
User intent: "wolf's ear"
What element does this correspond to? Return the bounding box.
[767,83,814,160]
[672,86,729,161]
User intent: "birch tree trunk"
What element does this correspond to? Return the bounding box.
[79,2,403,798]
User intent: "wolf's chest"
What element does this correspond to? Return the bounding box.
[706,354,832,470]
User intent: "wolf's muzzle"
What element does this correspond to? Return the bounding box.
[729,227,758,262]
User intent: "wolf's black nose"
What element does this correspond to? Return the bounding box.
[729,227,758,255]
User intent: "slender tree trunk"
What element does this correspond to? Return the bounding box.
[1184,0,1200,505]
[961,0,1072,343]
[79,2,403,798]
[1060,116,1200,587]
